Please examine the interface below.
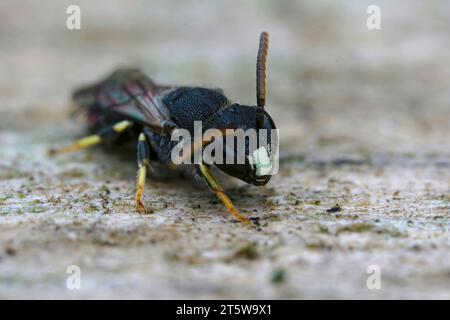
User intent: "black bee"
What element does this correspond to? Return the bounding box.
[50,32,277,224]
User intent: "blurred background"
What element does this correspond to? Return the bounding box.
[1,0,450,299]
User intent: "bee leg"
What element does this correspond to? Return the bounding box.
[135,133,152,214]
[198,163,250,225]
[48,120,132,155]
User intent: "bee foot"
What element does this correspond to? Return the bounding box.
[136,201,153,214]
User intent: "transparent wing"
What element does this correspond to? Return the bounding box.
[74,69,173,134]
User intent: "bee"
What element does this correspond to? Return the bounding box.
[50,32,277,225]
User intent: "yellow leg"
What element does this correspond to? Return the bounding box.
[135,133,152,214]
[48,120,132,155]
[136,164,148,213]
[169,128,235,169]
[198,163,250,225]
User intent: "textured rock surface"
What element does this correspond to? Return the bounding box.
[1,0,450,299]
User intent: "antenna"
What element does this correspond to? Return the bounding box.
[256,31,269,129]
